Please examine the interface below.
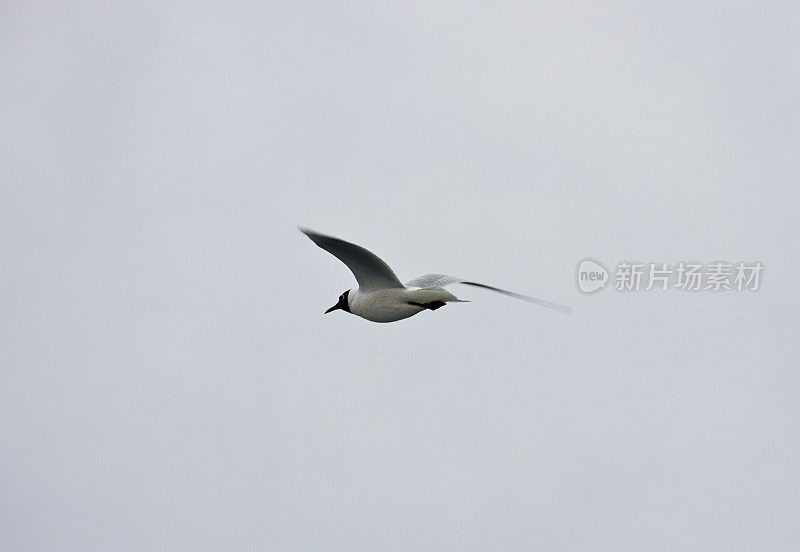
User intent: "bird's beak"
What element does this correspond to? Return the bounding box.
[325,293,349,315]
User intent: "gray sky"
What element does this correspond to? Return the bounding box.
[3,2,799,550]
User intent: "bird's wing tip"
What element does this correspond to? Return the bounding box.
[298,226,323,239]
[543,302,573,315]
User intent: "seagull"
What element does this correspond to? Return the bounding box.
[300,227,572,323]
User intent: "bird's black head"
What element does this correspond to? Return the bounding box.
[325,289,351,314]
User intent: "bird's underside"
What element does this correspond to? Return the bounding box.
[345,286,464,322]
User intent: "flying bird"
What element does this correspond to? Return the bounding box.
[300,227,572,323]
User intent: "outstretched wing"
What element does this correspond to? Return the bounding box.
[404,274,464,290]
[300,227,404,291]
[405,273,572,315]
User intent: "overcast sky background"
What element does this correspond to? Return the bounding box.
[3,2,799,550]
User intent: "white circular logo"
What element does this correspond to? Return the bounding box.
[577,259,609,293]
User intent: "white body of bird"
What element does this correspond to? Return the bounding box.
[348,287,465,323]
